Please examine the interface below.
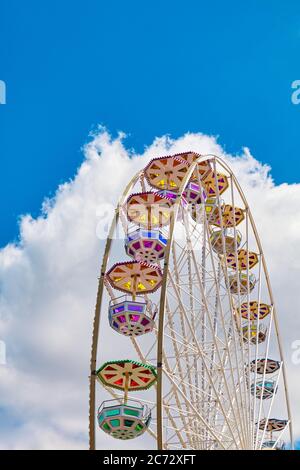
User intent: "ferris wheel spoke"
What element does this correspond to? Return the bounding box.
[165,273,245,448]
[162,369,228,449]
[165,285,248,448]
[201,214,251,446]
[164,249,200,448]
[191,250,250,448]
[160,322,195,447]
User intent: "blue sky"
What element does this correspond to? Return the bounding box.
[1,0,300,248]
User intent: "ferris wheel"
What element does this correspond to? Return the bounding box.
[89,152,293,450]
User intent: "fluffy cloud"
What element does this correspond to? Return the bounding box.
[0,128,299,449]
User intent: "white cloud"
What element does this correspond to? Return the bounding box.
[0,128,299,449]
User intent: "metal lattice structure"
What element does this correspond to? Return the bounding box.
[89,153,293,450]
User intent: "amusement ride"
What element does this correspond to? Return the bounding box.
[88,152,293,450]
